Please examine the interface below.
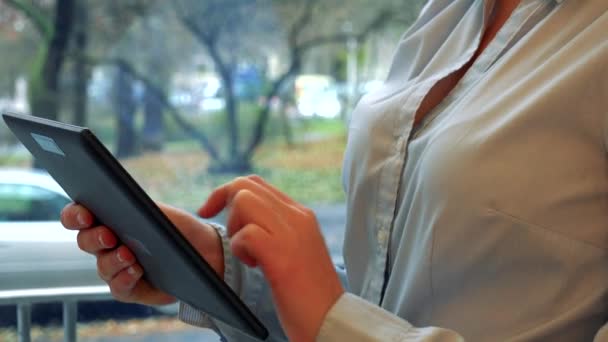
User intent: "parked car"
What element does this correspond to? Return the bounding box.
[0,168,104,291]
[294,74,343,119]
[0,168,182,319]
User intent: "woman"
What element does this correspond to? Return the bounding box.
[61,0,608,340]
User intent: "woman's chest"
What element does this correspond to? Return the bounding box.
[400,89,608,246]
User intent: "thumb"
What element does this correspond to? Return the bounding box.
[229,223,273,269]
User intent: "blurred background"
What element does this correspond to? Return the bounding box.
[0,0,425,340]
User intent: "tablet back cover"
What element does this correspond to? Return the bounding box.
[2,112,267,339]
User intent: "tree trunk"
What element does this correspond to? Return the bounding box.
[205,45,244,173]
[28,0,74,169]
[208,158,252,174]
[142,87,164,151]
[222,68,240,160]
[279,95,294,148]
[72,0,89,126]
[28,0,75,121]
[244,60,300,160]
[208,45,241,170]
[113,68,138,158]
[141,16,166,152]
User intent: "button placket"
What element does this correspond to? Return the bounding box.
[377,227,388,246]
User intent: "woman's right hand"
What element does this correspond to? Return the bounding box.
[60,202,225,306]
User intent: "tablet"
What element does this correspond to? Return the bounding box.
[2,111,268,340]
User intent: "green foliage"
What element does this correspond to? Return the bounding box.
[4,0,53,40]
[294,118,346,137]
[332,44,368,82]
[256,167,345,205]
[0,154,31,168]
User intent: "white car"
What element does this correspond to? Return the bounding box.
[0,168,103,291]
[296,88,343,119]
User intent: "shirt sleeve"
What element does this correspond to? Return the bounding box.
[178,222,287,341]
[178,221,350,341]
[317,293,464,342]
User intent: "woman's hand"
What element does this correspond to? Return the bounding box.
[60,202,224,306]
[199,175,344,342]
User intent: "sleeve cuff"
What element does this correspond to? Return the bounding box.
[209,222,243,295]
[178,301,217,328]
[317,293,413,341]
[177,221,283,340]
[178,221,243,329]
[207,222,266,317]
[317,293,464,341]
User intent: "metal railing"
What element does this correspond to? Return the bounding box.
[0,286,112,342]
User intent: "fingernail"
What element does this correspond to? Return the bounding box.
[127,266,139,277]
[98,234,108,248]
[77,212,86,227]
[116,250,125,263]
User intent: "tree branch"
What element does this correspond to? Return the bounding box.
[243,60,299,159]
[298,8,393,51]
[176,6,242,161]
[245,1,392,158]
[4,0,52,41]
[287,0,319,48]
[244,0,320,157]
[86,56,221,161]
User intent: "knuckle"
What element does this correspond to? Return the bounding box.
[301,207,315,218]
[238,225,253,241]
[302,209,318,226]
[309,214,319,226]
[77,228,103,253]
[233,176,250,189]
[96,250,117,279]
[97,269,110,283]
[96,255,107,276]
[60,203,78,227]
[233,188,253,205]
[233,176,246,183]
[109,277,133,302]
[76,230,88,251]
[247,174,262,182]
[231,231,251,251]
[59,207,68,226]
[96,263,108,282]
[109,286,126,302]
[227,224,240,239]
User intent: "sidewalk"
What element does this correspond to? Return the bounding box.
[81,329,220,342]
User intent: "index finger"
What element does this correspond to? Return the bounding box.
[198,176,287,219]
[60,203,95,230]
[197,183,233,218]
[246,175,302,209]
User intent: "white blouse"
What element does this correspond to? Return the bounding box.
[180,0,608,340]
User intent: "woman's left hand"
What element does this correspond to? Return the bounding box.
[198,175,344,342]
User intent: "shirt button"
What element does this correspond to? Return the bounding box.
[377,229,388,245]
